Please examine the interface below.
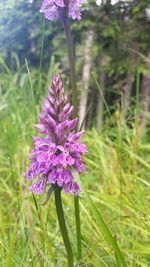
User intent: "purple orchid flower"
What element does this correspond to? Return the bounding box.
[40,0,87,21]
[24,74,87,196]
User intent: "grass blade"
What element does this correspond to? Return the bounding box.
[5,221,18,267]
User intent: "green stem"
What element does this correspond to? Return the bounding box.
[62,9,82,262]
[63,14,78,117]
[54,186,74,267]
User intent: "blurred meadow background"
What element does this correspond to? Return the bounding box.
[0,0,150,266]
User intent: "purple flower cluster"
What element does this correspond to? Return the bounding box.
[24,75,87,196]
[40,0,87,21]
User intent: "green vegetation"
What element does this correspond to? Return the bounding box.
[0,64,150,266]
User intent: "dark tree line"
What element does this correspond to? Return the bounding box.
[0,0,150,129]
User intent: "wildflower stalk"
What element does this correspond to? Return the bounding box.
[64,20,82,259]
[63,7,82,261]
[54,186,74,267]
[63,6,78,117]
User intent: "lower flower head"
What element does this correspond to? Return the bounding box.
[24,75,87,196]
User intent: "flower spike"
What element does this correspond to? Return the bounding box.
[24,75,87,196]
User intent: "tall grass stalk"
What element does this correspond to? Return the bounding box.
[135,66,140,126]
[92,72,116,128]
[38,17,46,95]
[25,58,37,120]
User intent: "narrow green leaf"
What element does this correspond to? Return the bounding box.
[40,186,55,206]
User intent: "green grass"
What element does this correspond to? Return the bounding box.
[0,62,150,267]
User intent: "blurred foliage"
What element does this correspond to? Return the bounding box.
[0,0,150,121]
[1,0,150,70]
[0,0,64,68]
